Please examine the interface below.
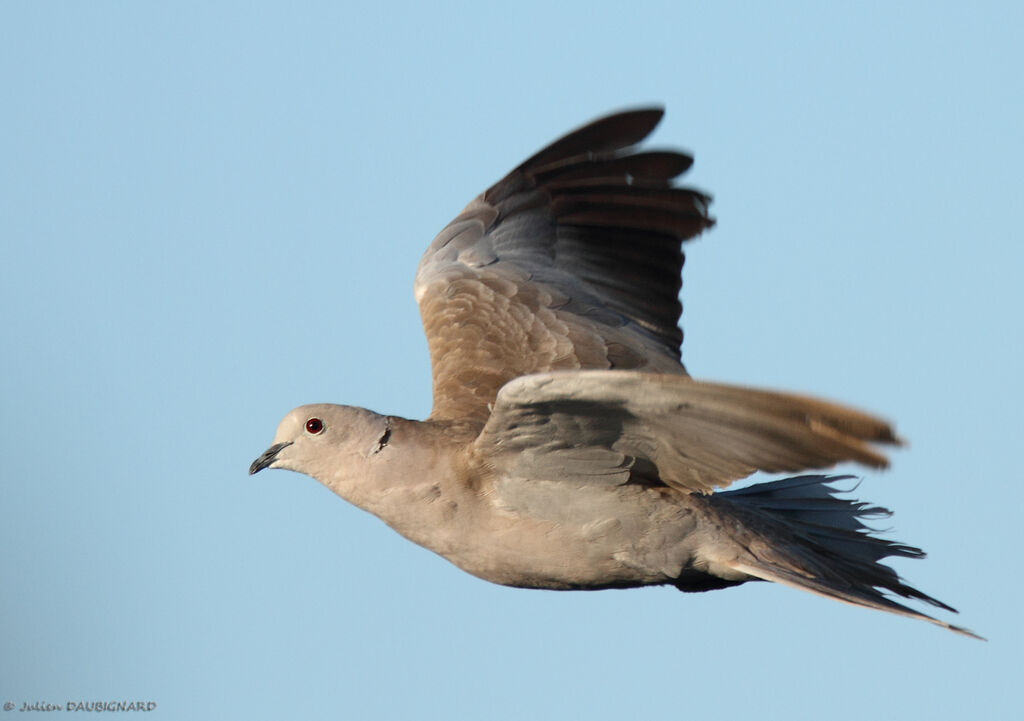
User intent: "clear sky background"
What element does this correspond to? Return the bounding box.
[3,2,1021,719]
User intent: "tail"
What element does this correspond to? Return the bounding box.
[695,475,983,640]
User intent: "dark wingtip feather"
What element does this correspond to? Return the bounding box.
[517,107,665,174]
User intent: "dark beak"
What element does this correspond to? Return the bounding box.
[249,441,293,475]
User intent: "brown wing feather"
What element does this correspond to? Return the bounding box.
[414,109,714,423]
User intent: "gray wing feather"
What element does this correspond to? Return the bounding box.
[474,371,901,493]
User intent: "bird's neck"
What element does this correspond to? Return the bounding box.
[318,417,480,554]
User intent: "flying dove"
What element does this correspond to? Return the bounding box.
[251,108,978,638]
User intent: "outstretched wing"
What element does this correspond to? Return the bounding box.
[473,371,902,494]
[414,109,714,423]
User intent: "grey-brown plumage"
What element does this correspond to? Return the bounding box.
[251,108,979,639]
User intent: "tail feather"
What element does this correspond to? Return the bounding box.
[706,475,983,640]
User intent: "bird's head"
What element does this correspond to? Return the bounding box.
[249,404,392,487]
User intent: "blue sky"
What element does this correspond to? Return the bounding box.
[2,2,1021,719]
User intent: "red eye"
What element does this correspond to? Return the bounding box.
[305,418,324,435]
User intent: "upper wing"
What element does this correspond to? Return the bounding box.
[414,109,714,423]
[473,371,901,494]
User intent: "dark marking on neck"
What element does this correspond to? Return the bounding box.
[374,418,393,454]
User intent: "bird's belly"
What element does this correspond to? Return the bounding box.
[438,479,699,590]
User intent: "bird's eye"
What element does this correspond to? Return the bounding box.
[305,418,324,435]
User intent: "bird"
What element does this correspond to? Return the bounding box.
[251,107,979,639]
